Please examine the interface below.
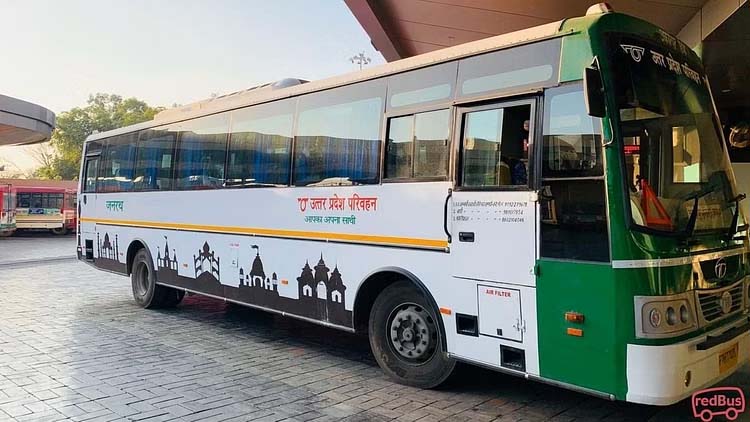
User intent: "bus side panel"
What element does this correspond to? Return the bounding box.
[90,183,451,328]
[536,259,625,398]
[94,222,451,329]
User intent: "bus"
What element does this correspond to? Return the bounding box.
[0,184,15,237]
[16,187,77,235]
[77,4,749,405]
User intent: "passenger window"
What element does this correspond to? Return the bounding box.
[173,113,230,190]
[385,109,450,180]
[460,104,531,188]
[540,84,609,262]
[134,129,176,191]
[384,116,413,178]
[387,62,457,110]
[98,134,137,193]
[457,39,561,100]
[294,80,385,186]
[227,99,294,187]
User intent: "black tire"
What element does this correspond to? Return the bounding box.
[161,289,185,308]
[131,248,169,309]
[51,227,68,235]
[369,280,455,388]
[0,230,14,237]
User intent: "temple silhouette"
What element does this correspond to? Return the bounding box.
[95,232,126,273]
[225,246,353,326]
[156,236,179,284]
[96,234,354,327]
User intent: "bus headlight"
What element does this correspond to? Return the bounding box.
[649,308,662,327]
[635,294,697,338]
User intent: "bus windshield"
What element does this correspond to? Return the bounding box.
[610,34,739,235]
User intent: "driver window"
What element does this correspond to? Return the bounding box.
[540,84,609,262]
[460,104,531,189]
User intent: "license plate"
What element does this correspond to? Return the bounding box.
[718,343,739,374]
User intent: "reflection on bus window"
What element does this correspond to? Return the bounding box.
[227,100,294,187]
[294,81,384,187]
[387,62,456,110]
[460,105,530,188]
[542,89,602,178]
[540,83,609,262]
[98,133,136,193]
[173,114,230,190]
[83,157,98,193]
[134,129,176,191]
[384,116,414,179]
[384,109,450,180]
[672,125,702,183]
[414,110,450,178]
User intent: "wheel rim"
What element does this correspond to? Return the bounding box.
[387,303,438,364]
[134,262,150,297]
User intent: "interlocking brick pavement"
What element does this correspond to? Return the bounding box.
[0,236,748,421]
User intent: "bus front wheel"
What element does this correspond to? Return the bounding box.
[368,280,455,388]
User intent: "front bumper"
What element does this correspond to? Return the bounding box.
[626,316,750,405]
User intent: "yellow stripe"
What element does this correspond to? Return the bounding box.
[80,217,449,249]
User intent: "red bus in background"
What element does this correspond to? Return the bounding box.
[14,187,77,235]
[0,184,16,237]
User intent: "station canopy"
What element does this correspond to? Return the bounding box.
[0,94,55,146]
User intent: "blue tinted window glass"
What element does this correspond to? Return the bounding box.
[294,80,385,186]
[227,99,294,187]
[173,113,230,190]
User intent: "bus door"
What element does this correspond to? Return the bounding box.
[79,145,101,260]
[450,99,538,341]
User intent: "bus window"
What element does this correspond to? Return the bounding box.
[384,116,413,179]
[387,62,456,110]
[457,38,560,100]
[173,113,230,190]
[134,129,176,191]
[17,192,30,208]
[414,110,450,178]
[385,109,450,180]
[294,80,385,187]
[227,99,294,187]
[540,84,609,262]
[83,157,99,193]
[98,133,137,193]
[459,104,531,188]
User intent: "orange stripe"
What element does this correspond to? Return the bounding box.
[80,217,449,249]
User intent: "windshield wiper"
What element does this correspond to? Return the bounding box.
[726,193,747,239]
[682,184,721,238]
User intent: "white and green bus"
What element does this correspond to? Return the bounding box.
[78,5,749,405]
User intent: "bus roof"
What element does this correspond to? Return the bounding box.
[86,19,570,143]
[13,186,76,194]
[0,179,78,190]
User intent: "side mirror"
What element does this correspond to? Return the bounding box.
[584,61,606,118]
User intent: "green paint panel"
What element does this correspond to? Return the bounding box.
[536,259,626,398]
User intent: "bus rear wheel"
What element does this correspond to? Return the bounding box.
[51,227,68,235]
[131,248,179,309]
[369,281,455,388]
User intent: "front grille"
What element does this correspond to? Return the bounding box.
[697,281,744,323]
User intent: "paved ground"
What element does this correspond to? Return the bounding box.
[0,235,748,421]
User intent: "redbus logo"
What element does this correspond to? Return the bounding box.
[692,387,746,421]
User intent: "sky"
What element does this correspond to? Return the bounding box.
[0,0,384,172]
